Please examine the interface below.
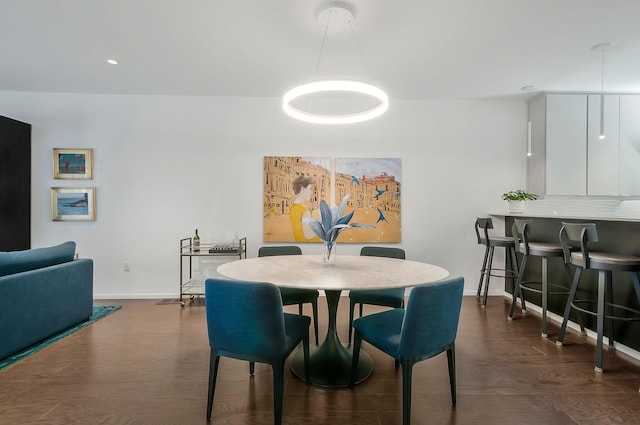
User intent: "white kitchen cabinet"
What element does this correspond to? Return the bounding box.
[545,94,587,195]
[587,94,620,196]
[528,93,640,197]
[619,95,640,196]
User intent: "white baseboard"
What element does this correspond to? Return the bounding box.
[502,292,640,363]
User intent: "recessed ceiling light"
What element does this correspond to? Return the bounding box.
[107,59,118,65]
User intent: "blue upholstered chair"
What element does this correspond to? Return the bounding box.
[350,277,464,425]
[205,279,310,425]
[258,245,319,345]
[347,246,406,344]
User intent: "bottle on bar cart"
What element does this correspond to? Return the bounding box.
[193,229,200,252]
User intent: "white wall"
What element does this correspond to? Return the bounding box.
[0,92,527,298]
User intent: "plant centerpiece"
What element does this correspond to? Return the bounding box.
[304,194,375,265]
[501,189,538,213]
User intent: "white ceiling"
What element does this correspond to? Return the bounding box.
[1,0,640,100]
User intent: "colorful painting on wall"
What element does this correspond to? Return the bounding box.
[263,156,401,243]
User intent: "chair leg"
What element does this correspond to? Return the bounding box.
[482,246,495,308]
[311,299,319,345]
[401,360,414,425]
[477,245,490,296]
[447,344,457,406]
[298,303,303,315]
[350,331,362,386]
[206,351,220,421]
[595,271,606,373]
[557,267,583,345]
[302,331,311,384]
[250,361,255,376]
[348,299,357,345]
[508,254,528,319]
[272,363,285,425]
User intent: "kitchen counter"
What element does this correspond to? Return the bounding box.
[492,214,640,354]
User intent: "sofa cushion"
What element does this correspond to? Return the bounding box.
[0,241,76,277]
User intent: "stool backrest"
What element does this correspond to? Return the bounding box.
[512,219,533,254]
[559,222,598,268]
[475,217,493,246]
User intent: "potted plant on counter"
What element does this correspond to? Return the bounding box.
[502,189,538,214]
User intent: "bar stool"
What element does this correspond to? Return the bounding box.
[507,219,582,337]
[475,217,522,308]
[556,222,640,373]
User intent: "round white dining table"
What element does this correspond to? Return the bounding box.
[217,254,449,387]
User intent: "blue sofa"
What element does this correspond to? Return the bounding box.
[0,241,93,360]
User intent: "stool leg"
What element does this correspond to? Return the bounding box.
[482,246,495,308]
[477,246,490,297]
[508,254,527,320]
[631,272,640,305]
[509,246,526,312]
[557,266,583,345]
[563,262,586,335]
[595,270,606,373]
[541,256,549,337]
[605,274,615,350]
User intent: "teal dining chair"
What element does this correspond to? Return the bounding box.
[205,278,310,425]
[350,276,464,425]
[258,245,320,345]
[347,246,406,344]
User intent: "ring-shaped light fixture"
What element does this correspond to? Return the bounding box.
[282,80,389,125]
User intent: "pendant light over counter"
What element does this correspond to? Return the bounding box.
[282,1,388,125]
[592,42,611,140]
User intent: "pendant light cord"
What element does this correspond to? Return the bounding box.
[601,47,605,93]
[348,19,369,70]
[314,9,332,75]
[306,8,333,112]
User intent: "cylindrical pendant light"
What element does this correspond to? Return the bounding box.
[592,43,611,140]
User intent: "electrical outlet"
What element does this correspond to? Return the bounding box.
[123,261,131,272]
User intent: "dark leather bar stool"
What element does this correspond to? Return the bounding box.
[508,219,583,337]
[556,222,640,373]
[475,217,522,308]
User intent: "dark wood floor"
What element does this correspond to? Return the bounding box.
[2,295,640,425]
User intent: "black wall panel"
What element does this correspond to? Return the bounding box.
[0,116,31,251]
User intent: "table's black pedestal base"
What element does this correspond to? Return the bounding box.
[290,343,373,388]
[289,289,373,387]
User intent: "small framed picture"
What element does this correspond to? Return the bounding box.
[51,187,96,221]
[53,148,93,179]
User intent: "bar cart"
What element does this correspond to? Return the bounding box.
[179,236,247,306]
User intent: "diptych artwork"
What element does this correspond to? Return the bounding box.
[264,156,401,243]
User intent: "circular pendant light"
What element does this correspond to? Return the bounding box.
[283,1,388,125]
[283,80,388,125]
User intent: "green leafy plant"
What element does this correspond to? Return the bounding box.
[501,190,538,202]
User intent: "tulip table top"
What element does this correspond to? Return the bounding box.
[216,254,449,290]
